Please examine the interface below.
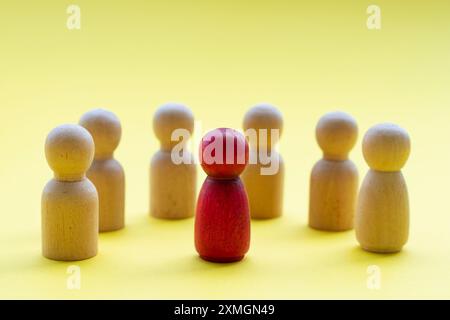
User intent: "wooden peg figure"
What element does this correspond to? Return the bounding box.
[150,103,196,219]
[79,109,125,232]
[195,128,251,262]
[242,104,284,219]
[309,111,359,231]
[356,123,410,253]
[42,124,98,261]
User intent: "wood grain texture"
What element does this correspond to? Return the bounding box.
[150,103,196,219]
[150,151,196,219]
[42,179,98,261]
[80,109,125,232]
[42,124,98,261]
[309,159,358,231]
[308,111,358,231]
[152,103,194,151]
[242,154,284,219]
[87,159,124,231]
[355,123,410,253]
[242,104,284,219]
[355,171,409,253]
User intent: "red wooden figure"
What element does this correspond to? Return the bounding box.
[195,128,251,262]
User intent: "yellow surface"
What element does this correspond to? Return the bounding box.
[1,0,450,299]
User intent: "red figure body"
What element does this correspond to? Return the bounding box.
[195,128,250,262]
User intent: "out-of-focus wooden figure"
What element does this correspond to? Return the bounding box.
[42,124,98,261]
[80,109,125,232]
[242,104,284,219]
[309,111,358,231]
[356,123,410,253]
[150,103,196,219]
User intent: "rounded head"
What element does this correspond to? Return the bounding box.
[363,123,410,171]
[316,111,358,160]
[79,109,121,158]
[200,128,249,179]
[243,104,283,148]
[153,103,194,150]
[45,124,94,181]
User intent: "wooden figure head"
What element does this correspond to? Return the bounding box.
[363,123,410,172]
[200,128,249,179]
[153,103,194,151]
[79,109,122,159]
[316,111,358,161]
[243,104,283,150]
[45,124,94,181]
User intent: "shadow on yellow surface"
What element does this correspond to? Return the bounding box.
[0,211,426,299]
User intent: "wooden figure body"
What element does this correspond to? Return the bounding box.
[356,123,410,253]
[242,104,284,219]
[309,111,359,231]
[195,128,250,262]
[42,124,98,261]
[80,109,125,232]
[150,103,196,219]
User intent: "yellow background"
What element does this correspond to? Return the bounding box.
[1,0,449,299]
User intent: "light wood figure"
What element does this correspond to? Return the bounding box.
[150,103,196,219]
[356,123,410,253]
[42,124,98,261]
[309,111,359,231]
[242,104,284,219]
[80,109,125,232]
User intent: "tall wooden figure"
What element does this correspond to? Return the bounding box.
[356,123,410,253]
[80,109,125,232]
[195,128,250,262]
[42,124,98,261]
[309,112,359,231]
[242,104,284,219]
[150,103,196,219]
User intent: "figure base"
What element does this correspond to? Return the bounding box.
[200,255,245,263]
[361,246,403,254]
[309,223,353,232]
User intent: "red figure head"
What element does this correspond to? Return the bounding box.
[200,128,249,179]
